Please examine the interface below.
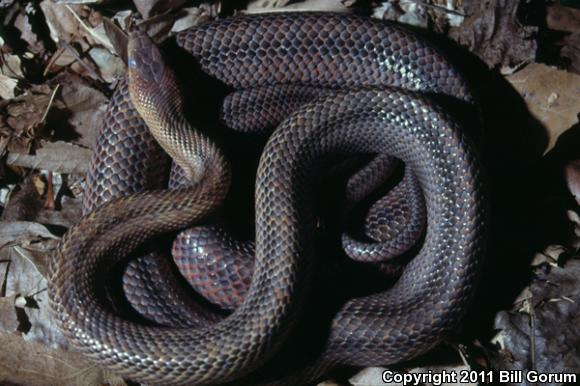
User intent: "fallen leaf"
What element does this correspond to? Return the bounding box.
[561,32,580,75]
[7,141,92,174]
[35,195,83,229]
[0,73,19,99]
[39,1,116,54]
[0,220,63,348]
[507,63,580,151]
[133,0,187,19]
[449,1,538,69]
[13,3,48,56]
[88,46,126,83]
[491,259,580,384]
[102,16,129,63]
[0,295,19,334]
[245,0,353,13]
[170,6,216,34]
[246,0,291,12]
[0,52,24,78]
[0,221,58,250]
[546,3,580,33]
[373,0,429,28]
[0,84,55,154]
[49,73,108,148]
[0,332,126,386]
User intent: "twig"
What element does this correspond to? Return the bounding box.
[43,46,66,76]
[38,84,60,125]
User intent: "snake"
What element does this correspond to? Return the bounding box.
[48,12,486,386]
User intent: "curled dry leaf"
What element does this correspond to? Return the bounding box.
[0,84,55,154]
[13,3,48,56]
[449,0,537,69]
[0,220,63,347]
[48,73,107,148]
[491,260,580,384]
[0,73,19,99]
[171,6,216,34]
[507,63,580,152]
[0,221,58,250]
[0,52,25,79]
[40,1,115,53]
[103,16,129,63]
[87,46,125,83]
[0,73,106,159]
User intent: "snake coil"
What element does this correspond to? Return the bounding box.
[49,12,486,386]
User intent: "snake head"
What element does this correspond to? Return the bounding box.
[127,29,182,116]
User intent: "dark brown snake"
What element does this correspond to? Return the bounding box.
[48,12,486,386]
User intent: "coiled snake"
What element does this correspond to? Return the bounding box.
[48,12,486,386]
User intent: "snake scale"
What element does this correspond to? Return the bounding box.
[48,12,486,386]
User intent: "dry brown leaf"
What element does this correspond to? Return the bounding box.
[547,4,580,33]
[507,63,580,152]
[245,0,353,13]
[373,0,429,28]
[103,16,129,63]
[0,176,46,222]
[0,74,19,100]
[0,52,24,78]
[0,84,55,154]
[491,260,580,380]
[0,74,105,158]
[0,221,58,251]
[133,0,187,19]
[40,0,115,54]
[39,1,84,47]
[0,333,126,386]
[247,0,291,11]
[0,221,64,348]
[449,1,537,69]
[562,32,580,75]
[87,47,126,83]
[49,74,107,148]
[0,295,20,334]
[13,4,47,56]
[170,6,216,34]
[7,141,92,174]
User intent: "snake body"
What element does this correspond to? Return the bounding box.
[49,13,486,386]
